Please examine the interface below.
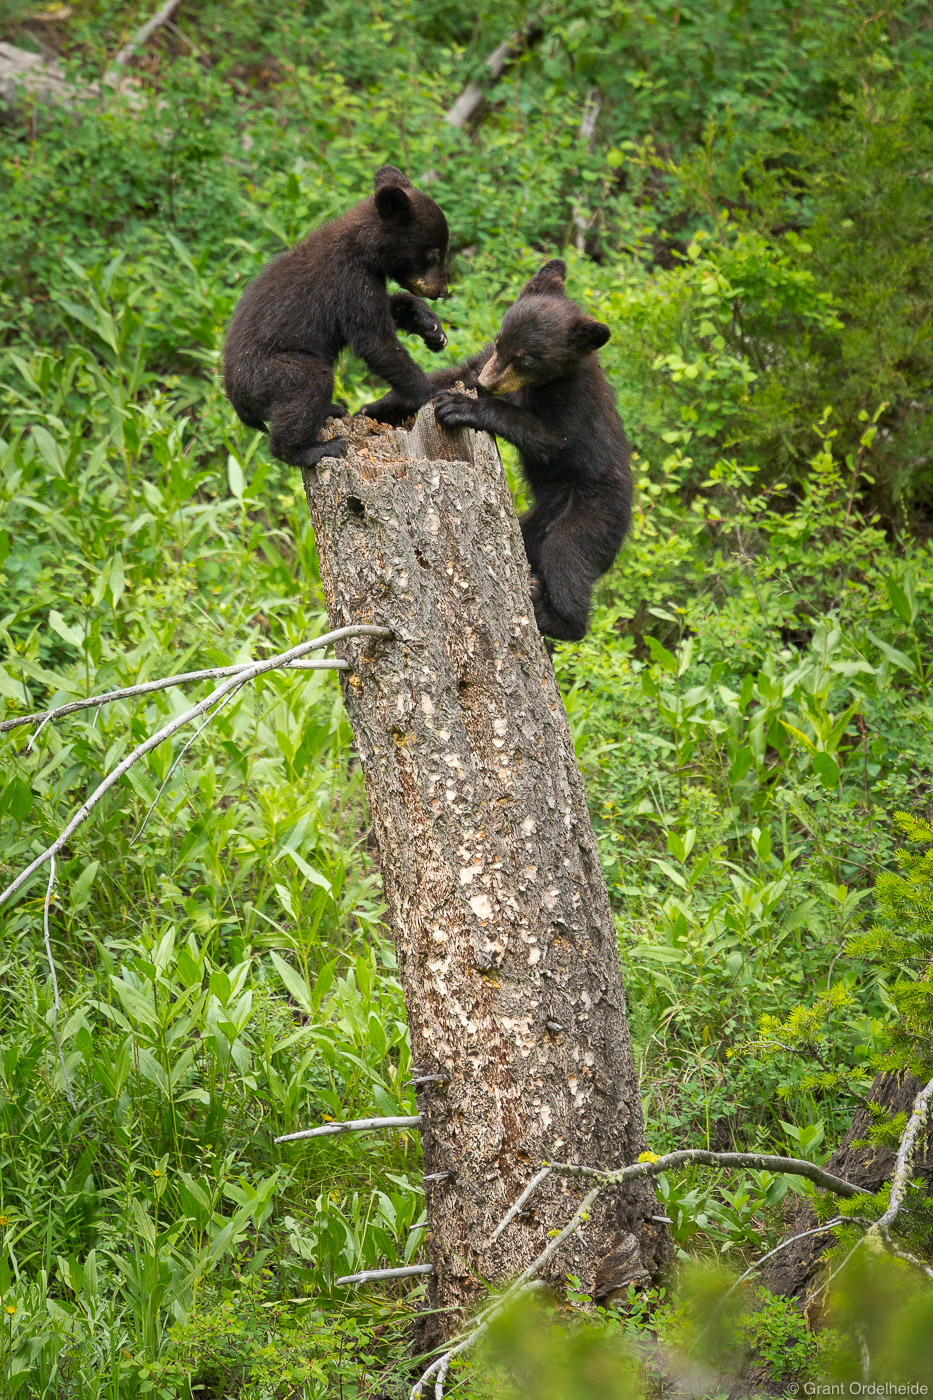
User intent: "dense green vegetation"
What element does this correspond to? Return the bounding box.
[0,0,931,1394]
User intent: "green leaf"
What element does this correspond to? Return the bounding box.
[48,610,85,651]
[730,745,753,783]
[270,951,314,1016]
[886,576,916,626]
[31,425,65,473]
[227,454,245,500]
[812,751,839,789]
[71,860,100,912]
[645,635,678,674]
[110,977,160,1031]
[1,777,33,823]
[137,1048,170,1095]
[0,667,27,703]
[868,631,917,675]
[176,947,202,988]
[282,847,332,890]
[177,819,212,868]
[648,858,688,890]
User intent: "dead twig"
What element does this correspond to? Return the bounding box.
[275,1116,421,1143]
[0,626,391,910]
[337,1264,433,1286]
[1,658,347,737]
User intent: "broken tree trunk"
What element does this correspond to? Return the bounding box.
[300,407,671,1339]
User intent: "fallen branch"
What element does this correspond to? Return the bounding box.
[275,1115,421,1143]
[444,15,545,128]
[2,1,182,117]
[0,42,96,114]
[103,0,184,86]
[0,625,391,910]
[1,657,347,736]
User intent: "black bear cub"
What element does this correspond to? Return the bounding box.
[434,260,632,642]
[224,166,449,469]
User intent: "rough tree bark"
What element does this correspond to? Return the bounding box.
[301,407,671,1339]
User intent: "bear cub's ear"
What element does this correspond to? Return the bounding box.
[373,165,412,189]
[519,259,567,299]
[572,317,611,352]
[373,165,414,220]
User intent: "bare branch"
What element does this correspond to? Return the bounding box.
[802,1074,933,1310]
[445,16,545,128]
[572,87,602,253]
[803,1233,867,1315]
[42,855,76,1109]
[578,86,601,144]
[878,1073,933,1231]
[721,1217,874,1304]
[275,1115,421,1143]
[410,1281,550,1399]
[0,626,391,910]
[417,1185,602,1398]
[513,1186,602,1292]
[546,1149,866,1199]
[103,0,184,84]
[877,1236,933,1280]
[130,679,248,845]
[414,1086,932,1397]
[434,1354,451,1399]
[336,1264,433,1285]
[489,1166,552,1244]
[1,658,348,736]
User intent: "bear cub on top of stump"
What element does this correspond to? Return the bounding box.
[369,259,632,642]
[224,165,450,470]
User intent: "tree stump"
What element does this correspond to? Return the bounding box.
[301,407,671,1336]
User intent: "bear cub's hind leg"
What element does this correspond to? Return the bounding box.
[266,355,346,468]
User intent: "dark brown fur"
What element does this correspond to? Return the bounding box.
[366,259,632,641]
[224,166,449,469]
[389,292,447,352]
